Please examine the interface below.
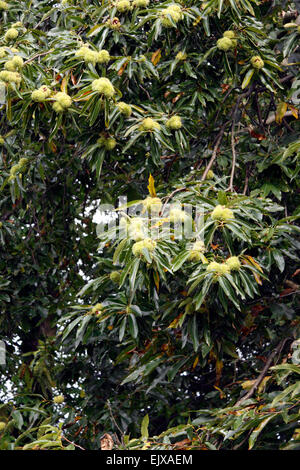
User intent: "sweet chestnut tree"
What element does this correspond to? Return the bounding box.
[0,0,299,450]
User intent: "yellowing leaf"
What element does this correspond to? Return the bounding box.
[214,385,225,399]
[243,255,263,284]
[242,68,254,90]
[141,414,149,440]
[199,253,208,264]
[87,24,102,37]
[151,49,161,66]
[258,375,271,393]
[153,270,159,292]
[287,104,298,119]
[215,359,223,385]
[193,16,202,26]
[73,91,93,102]
[249,415,275,450]
[61,76,68,93]
[253,272,262,285]
[168,313,183,328]
[151,217,169,228]
[241,376,271,393]
[147,174,157,197]
[49,141,57,153]
[192,356,199,369]
[7,98,12,121]
[241,379,255,390]
[250,256,264,272]
[142,441,151,450]
[275,101,288,124]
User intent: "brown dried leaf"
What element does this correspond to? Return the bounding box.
[173,438,192,449]
[292,268,300,278]
[100,433,114,450]
[250,130,266,141]
[117,60,129,76]
[172,92,184,104]
[61,76,68,93]
[71,71,77,86]
[221,84,230,94]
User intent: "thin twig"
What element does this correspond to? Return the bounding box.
[201,122,229,181]
[106,400,124,445]
[279,73,294,84]
[242,163,250,195]
[235,338,290,407]
[160,187,187,216]
[233,431,252,450]
[202,85,255,181]
[214,86,237,123]
[139,84,151,100]
[255,91,264,130]
[228,120,237,192]
[61,435,85,450]
[24,50,54,65]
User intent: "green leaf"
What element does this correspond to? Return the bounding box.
[128,313,138,339]
[194,275,213,310]
[217,0,224,18]
[217,191,228,205]
[172,250,191,271]
[188,315,200,352]
[119,316,127,342]
[75,315,93,349]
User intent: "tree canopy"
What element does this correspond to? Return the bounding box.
[0,0,300,451]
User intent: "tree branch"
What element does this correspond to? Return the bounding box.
[235,338,290,407]
[228,120,237,192]
[160,187,187,215]
[201,122,229,181]
[61,435,85,450]
[24,50,54,65]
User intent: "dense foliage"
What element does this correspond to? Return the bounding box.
[0,0,299,450]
